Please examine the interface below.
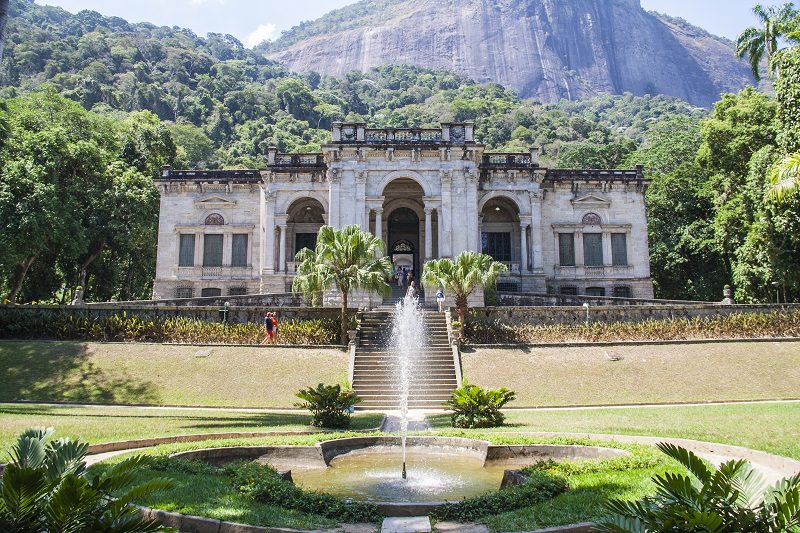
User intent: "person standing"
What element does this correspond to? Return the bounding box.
[406,280,418,300]
[436,288,445,312]
[262,312,274,344]
[272,312,279,344]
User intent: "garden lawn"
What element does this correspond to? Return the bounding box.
[429,401,800,461]
[0,341,348,407]
[463,341,800,406]
[0,403,384,454]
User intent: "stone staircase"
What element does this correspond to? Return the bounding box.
[382,284,425,307]
[352,308,458,410]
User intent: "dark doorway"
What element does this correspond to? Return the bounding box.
[388,207,420,276]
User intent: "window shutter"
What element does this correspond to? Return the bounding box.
[203,234,223,267]
[612,233,628,266]
[583,233,603,266]
[231,234,248,267]
[179,235,195,267]
[558,233,575,266]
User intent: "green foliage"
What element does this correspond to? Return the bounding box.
[295,383,361,429]
[0,310,339,345]
[596,442,800,532]
[430,469,568,521]
[464,311,800,344]
[293,225,391,343]
[0,427,174,532]
[445,382,516,428]
[422,251,508,329]
[230,461,381,523]
[736,3,799,80]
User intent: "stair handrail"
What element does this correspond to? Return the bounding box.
[444,307,463,387]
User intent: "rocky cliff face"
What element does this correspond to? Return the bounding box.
[266,0,755,107]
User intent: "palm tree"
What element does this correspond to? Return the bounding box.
[768,152,800,202]
[596,442,800,532]
[421,251,508,333]
[292,225,392,344]
[0,427,173,532]
[736,3,799,81]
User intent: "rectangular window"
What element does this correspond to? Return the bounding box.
[178,235,195,267]
[295,233,317,255]
[613,286,632,298]
[175,287,193,299]
[583,233,603,266]
[481,232,512,262]
[203,234,223,267]
[231,234,248,267]
[558,233,575,266]
[201,288,222,297]
[586,287,606,297]
[559,286,578,296]
[611,233,628,266]
[229,287,247,296]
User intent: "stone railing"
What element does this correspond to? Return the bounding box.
[269,153,325,167]
[177,266,254,280]
[158,167,262,182]
[545,166,646,183]
[481,153,535,168]
[554,265,634,278]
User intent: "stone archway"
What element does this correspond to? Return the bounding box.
[381,178,426,276]
[286,198,326,267]
[480,196,522,269]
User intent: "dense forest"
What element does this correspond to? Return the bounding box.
[0,0,798,305]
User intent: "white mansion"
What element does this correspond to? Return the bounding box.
[153,122,654,303]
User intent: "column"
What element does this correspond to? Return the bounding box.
[374,208,383,257]
[265,192,276,274]
[437,206,443,258]
[520,223,529,273]
[424,207,433,261]
[575,230,584,267]
[440,173,453,257]
[603,231,613,268]
[278,224,287,273]
[530,191,544,273]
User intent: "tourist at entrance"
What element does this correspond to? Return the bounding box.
[436,288,445,312]
[398,267,405,288]
[406,280,418,300]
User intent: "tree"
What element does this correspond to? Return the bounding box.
[292,225,391,343]
[0,427,173,532]
[736,2,799,80]
[421,251,508,332]
[769,152,800,202]
[597,442,800,532]
[0,0,8,61]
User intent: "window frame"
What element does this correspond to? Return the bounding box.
[558,233,576,267]
[203,234,224,267]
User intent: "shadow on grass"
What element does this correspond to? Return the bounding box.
[0,342,160,405]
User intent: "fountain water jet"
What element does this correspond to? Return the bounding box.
[390,294,426,480]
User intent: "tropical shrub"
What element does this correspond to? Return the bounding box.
[464,311,800,345]
[0,310,339,345]
[596,442,800,532]
[445,382,516,428]
[0,427,173,532]
[231,461,381,523]
[295,383,362,429]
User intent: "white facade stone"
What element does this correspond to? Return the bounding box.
[152,124,654,303]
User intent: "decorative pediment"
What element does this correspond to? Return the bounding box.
[195,196,237,209]
[571,193,611,208]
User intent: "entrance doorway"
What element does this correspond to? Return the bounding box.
[387,208,420,277]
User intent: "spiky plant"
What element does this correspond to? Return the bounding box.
[295,383,362,429]
[421,251,508,334]
[596,442,800,532]
[0,427,174,532]
[445,382,516,428]
[768,152,800,203]
[292,225,392,344]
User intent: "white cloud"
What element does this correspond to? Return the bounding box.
[245,23,277,47]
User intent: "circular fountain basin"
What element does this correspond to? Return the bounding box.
[170,436,629,514]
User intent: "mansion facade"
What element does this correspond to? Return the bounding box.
[153,122,654,303]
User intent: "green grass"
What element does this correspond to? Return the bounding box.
[0,403,384,455]
[462,341,800,406]
[428,401,800,461]
[0,341,349,407]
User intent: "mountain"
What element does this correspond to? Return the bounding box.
[263,0,757,107]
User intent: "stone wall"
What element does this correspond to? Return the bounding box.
[468,303,800,327]
[0,304,340,327]
[495,291,711,307]
[95,292,306,308]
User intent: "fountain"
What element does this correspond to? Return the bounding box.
[390,294,426,481]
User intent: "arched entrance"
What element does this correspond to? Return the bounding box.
[286,197,325,259]
[387,208,420,277]
[480,197,521,267]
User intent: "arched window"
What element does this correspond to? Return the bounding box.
[582,212,602,225]
[205,213,225,225]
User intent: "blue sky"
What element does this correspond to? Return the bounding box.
[36,0,785,47]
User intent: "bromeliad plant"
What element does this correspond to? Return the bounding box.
[445,382,516,428]
[295,383,362,429]
[0,427,174,532]
[596,442,800,532]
